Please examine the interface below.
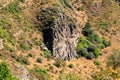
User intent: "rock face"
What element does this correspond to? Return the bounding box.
[39,6,80,60]
[0,38,3,50]
[13,63,33,80]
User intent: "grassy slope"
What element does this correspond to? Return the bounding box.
[0,0,120,80]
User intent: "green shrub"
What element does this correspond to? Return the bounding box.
[58,73,81,80]
[5,45,15,52]
[87,33,102,44]
[82,22,94,36]
[11,53,18,60]
[0,18,12,29]
[0,18,16,45]
[20,43,31,50]
[99,21,109,31]
[107,50,120,68]
[30,67,51,80]
[77,37,100,59]
[43,50,51,58]
[77,47,88,57]
[36,58,42,63]
[20,0,26,3]
[5,1,21,15]
[102,38,111,47]
[92,68,120,80]
[94,60,100,65]
[93,48,100,58]
[68,63,74,68]
[97,43,105,49]
[77,37,90,49]
[28,53,34,57]
[0,62,19,80]
[87,45,96,52]
[60,0,71,8]
[54,59,66,68]
[77,22,110,59]
[16,55,30,65]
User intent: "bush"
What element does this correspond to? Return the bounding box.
[87,33,102,44]
[92,68,120,80]
[30,67,51,80]
[82,22,94,36]
[60,0,71,8]
[28,53,34,57]
[20,43,31,50]
[87,45,96,52]
[20,0,26,3]
[43,50,51,58]
[94,60,100,65]
[58,73,81,80]
[77,47,88,57]
[68,63,74,68]
[77,22,110,59]
[93,48,100,58]
[77,37,90,50]
[5,45,15,52]
[5,1,21,15]
[102,38,111,47]
[86,52,95,59]
[16,55,30,65]
[36,58,42,63]
[11,53,17,60]
[0,62,18,80]
[77,37,100,59]
[54,59,66,68]
[107,50,120,68]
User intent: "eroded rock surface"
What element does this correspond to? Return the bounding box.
[39,6,80,60]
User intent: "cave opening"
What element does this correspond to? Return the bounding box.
[42,28,53,53]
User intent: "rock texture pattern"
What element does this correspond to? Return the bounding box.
[39,6,80,60]
[13,64,33,80]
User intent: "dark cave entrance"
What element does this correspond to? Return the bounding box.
[42,28,53,53]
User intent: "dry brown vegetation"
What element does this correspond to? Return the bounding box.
[0,0,120,80]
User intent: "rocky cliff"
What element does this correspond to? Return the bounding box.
[39,6,80,60]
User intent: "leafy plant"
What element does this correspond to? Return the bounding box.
[82,22,94,36]
[107,50,120,69]
[0,62,19,80]
[16,55,30,65]
[5,45,15,52]
[54,59,66,68]
[68,63,74,68]
[60,0,71,8]
[77,22,110,59]
[36,58,42,63]
[58,73,81,80]
[5,1,21,15]
[92,68,120,80]
[94,60,100,65]
[43,50,51,58]
[30,67,51,80]
[20,43,31,50]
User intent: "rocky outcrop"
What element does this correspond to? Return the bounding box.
[0,38,3,50]
[13,64,33,80]
[39,6,80,60]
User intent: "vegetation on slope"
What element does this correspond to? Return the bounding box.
[0,62,18,80]
[77,22,110,59]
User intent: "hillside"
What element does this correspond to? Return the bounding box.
[0,0,120,80]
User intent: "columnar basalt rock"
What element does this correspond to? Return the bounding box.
[39,6,80,60]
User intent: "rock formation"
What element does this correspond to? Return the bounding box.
[38,6,80,60]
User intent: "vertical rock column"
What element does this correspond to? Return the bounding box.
[39,7,80,60]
